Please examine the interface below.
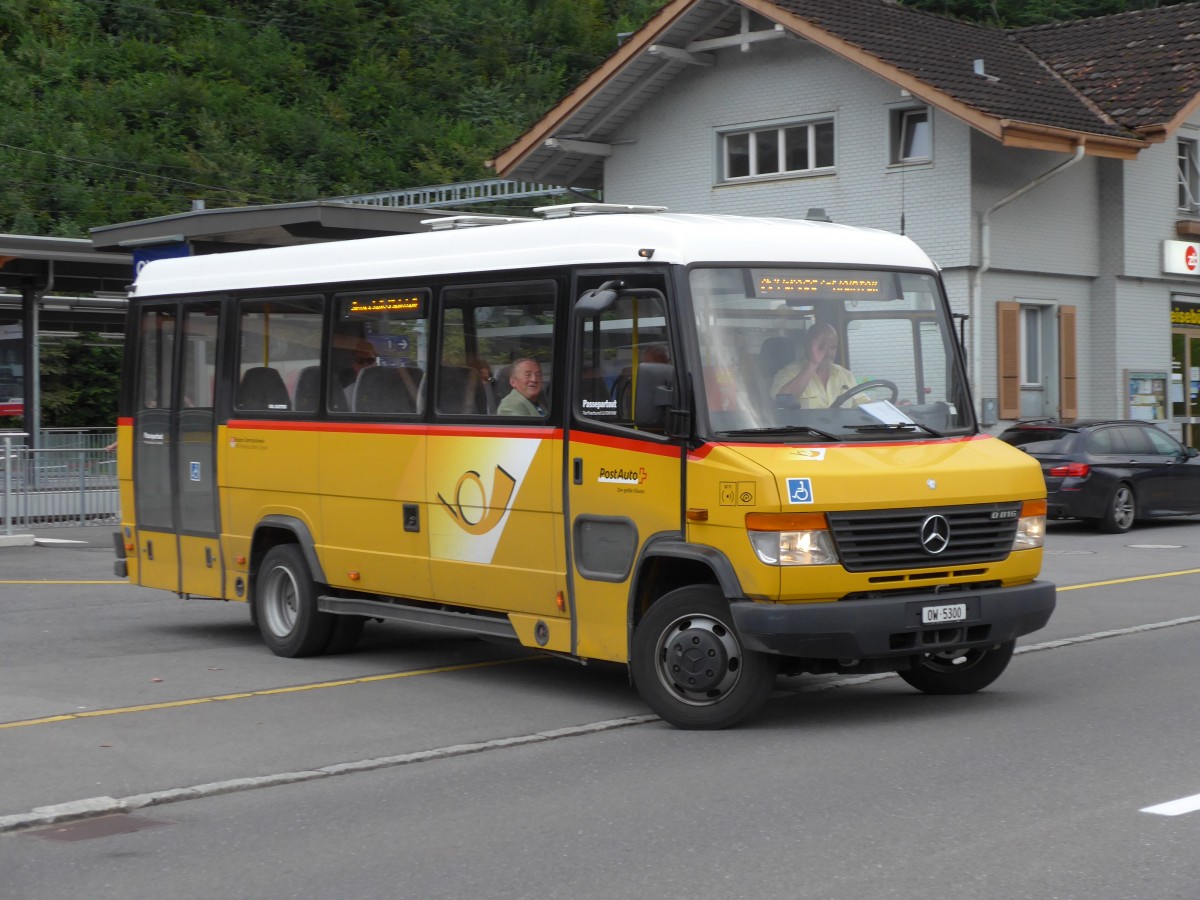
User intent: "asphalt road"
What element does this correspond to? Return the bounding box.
[2,519,1199,900]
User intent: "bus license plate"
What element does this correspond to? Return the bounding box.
[921,603,967,625]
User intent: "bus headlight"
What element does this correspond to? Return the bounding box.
[746,513,838,566]
[1013,499,1046,550]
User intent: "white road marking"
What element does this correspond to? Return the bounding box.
[1141,793,1200,817]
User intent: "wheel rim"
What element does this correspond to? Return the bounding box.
[654,613,743,706]
[920,647,987,674]
[261,565,300,638]
[1113,487,1135,530]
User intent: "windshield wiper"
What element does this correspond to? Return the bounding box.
[847,422,944,438]
[718,425,843,442]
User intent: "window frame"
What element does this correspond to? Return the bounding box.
[890,106,932,165]
[719,117,835,183]
[1179,137,1199,212]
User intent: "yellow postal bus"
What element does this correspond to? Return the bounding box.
[113,205,1055,728]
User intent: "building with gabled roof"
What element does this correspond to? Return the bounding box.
[492,0,1200,442]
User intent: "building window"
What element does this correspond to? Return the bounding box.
[1020,305,1042,387]
[891,107,931,164]
[722,119,834,181]
[1180,138,1199,212]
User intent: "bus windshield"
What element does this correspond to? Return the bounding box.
[689,266,973,440]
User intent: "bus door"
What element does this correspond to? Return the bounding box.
[131,300,223,597]
[567,283,683,662]
[425,281,566,643]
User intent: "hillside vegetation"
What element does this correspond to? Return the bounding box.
[0,0,1185,237]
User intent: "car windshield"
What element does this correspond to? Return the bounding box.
[689,266,973,441]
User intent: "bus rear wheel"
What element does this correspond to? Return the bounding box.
[255,544,333,658]
[631,586,776,730]
[898,640,1015,695]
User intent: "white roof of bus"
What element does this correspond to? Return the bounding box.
[131,213,937,298]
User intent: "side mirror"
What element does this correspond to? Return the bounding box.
[1186,446,1199,460]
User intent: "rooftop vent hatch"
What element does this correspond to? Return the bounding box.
[536,203,668,219]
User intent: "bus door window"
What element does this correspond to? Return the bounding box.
[439,281,556,419]
[331,288,429,415]
[178,302,221,534]
[134,306,177,530]
[575,288,673,433]
[234,296,324,414]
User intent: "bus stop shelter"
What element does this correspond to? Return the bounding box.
[0,235,134,445]
[3,200,453,446]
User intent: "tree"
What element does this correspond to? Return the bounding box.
[38,333,121,428]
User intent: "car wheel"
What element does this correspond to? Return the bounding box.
[631,585,777,730]
[255,544,333,657]
[1098,482,1136,534]
[898,640,1015,695]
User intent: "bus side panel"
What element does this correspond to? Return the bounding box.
[116,420,140,583]
[317,428,432,599]
[567,435,683,664]
[426,430,566,622]
[223,423,323,579]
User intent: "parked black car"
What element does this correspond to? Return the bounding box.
[998,419,1200,533]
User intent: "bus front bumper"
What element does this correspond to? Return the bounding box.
[729,581,1056,659]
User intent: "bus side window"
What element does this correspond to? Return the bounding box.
[330,288,430,416]
[441,281,556,420]
[234,295,323,414]
[575,289,672,433]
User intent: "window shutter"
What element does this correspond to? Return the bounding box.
[997,301,1020,419]
[1058,304,1078,421]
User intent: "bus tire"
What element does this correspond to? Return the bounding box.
[898,640,1015,695]
[255,544,333,658]
[323,615,366,654]
[631,585,777,730]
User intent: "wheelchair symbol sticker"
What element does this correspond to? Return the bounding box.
[786,477,813,504]
[190,461,201,482]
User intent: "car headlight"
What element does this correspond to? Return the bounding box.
[1013,499,1046,550]
[746,513,838,566]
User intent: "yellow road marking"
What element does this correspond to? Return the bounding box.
[1057,567,1200,591]
[0,657,541,730]
[5,567,1198,730]
[0,580,127,585]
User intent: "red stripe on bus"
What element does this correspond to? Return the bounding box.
[567,430,681,457]
[226,419,561,440]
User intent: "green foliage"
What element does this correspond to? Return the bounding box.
[0,0,1178,237]
[38,333,122,427]
[0,0,661,236]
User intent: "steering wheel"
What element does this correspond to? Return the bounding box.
[831,379,899,408]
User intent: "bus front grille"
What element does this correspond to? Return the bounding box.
[826,503,1020,573]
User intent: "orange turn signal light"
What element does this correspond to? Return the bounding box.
[348,571,361,581]
[745,512,828,532]
[1021,499,1047,517]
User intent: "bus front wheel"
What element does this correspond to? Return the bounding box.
[631,586,777,729]
[255,544,333,658]
[898,640,1015,695]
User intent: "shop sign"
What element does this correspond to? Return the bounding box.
[1164,240,1200,275]
[1172,299,1200,328]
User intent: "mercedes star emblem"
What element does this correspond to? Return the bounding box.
[919,514,951,554]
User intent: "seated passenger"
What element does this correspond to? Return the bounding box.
[496,358,547,417]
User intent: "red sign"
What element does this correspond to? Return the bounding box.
[1188,245,1198,272]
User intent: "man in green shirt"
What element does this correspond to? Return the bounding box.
[497,358,548,417]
